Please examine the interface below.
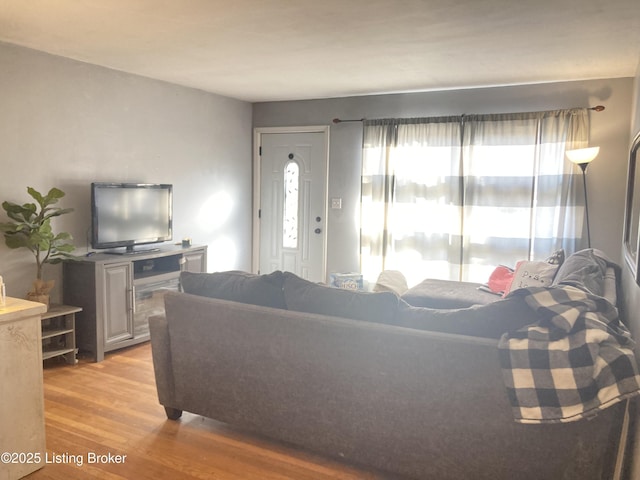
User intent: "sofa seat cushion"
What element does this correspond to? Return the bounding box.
[395,296,539,339]
[282,272,399,324]
[180,270,286,309]
[401,278,500,309]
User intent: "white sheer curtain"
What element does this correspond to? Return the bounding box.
[461,109,588,281]
[360,109,589,286]
[361,117,462,286]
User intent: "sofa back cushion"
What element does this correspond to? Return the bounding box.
[282,272,399,324]
[180,270,286,309]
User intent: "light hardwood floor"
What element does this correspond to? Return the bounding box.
[28,343,391,479]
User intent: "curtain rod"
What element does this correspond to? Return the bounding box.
[332,105,605,124]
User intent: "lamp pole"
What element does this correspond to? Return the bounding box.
[578,162,590,248]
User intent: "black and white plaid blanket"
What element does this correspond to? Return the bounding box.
[498,285,640,424]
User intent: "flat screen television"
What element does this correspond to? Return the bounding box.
[91,182,173,254]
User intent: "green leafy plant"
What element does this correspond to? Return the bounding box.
[0,187,76,288]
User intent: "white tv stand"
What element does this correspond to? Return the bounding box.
[63,244,207,361]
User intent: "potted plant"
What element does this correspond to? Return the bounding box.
[0,187,76,307]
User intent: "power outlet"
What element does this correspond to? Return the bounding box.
[331,197,342,209]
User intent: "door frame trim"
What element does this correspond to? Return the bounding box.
[252,126,330,280]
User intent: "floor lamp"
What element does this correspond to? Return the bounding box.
[566,146,600,248]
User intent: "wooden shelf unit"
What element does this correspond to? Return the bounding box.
[41,304,81,364]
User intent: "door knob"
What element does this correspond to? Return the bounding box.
[314,228,322,234]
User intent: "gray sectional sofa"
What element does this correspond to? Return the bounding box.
[149,249,628,480]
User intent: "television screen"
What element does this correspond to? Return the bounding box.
[91,183,173,252]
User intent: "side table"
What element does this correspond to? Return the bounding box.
[41,304,82,364]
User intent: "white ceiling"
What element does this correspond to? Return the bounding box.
[1,0,639,103]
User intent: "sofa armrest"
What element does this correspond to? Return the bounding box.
[149,314,178,413]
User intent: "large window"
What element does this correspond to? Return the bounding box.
[361,109,589,286]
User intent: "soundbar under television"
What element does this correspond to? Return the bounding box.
[91,182,173,254]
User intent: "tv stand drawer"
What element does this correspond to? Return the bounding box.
[133,254,182,280]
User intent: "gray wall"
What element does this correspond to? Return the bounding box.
[254,78,634,278]
[0,42,253,302]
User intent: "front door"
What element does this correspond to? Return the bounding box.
[255,128,328,282]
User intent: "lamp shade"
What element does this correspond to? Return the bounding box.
[565,146,600,165]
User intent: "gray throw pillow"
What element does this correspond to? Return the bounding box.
[180,270,286,309]
[544,249,566,266]
[282,272,399,324]
[552,249,607,297]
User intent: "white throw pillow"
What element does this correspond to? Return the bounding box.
[373,270,409,295]
[503,260,559,296]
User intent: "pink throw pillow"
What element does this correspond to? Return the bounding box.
[487,265,515,295]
